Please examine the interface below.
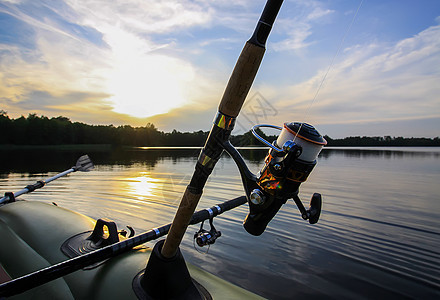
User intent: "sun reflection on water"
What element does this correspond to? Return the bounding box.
[123,172,162,201]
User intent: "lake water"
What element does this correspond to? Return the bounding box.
[1,146,439,299]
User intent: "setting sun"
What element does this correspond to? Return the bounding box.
[104,27,195,118]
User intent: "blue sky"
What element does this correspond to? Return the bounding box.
[0,0,439,138]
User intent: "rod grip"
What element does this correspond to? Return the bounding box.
[218,41,265,118]
[161,187,202,258]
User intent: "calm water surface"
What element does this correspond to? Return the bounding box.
[0,147,439,299]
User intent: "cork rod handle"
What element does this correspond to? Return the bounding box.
[218,42,266,118]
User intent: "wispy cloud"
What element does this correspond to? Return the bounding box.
[0,0,235,122]
[272,1,335,51]
[307,6,334,21]
[64,0,214,35]
[271,23,440,135]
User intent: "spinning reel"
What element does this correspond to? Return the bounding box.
[222,121,326,236]
[193,218,221,251]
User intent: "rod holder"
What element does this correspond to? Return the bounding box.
[134,240,209,299]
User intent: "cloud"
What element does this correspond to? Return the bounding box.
[0,0,233,123]
[1,89,110,110]
[272,1,335,51]
[270,23,440,132]
[63,0,214,35]
[0,25,109,94]
[0,0,262,106]
[272,20,313,51]
[307,7,334,21]
[1,0,22,3]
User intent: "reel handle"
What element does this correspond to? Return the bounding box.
[293,193,322,224]
[308,193,322,224]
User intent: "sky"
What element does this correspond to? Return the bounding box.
[0,0,439,138]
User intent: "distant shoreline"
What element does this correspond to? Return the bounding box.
[1,113,439,147]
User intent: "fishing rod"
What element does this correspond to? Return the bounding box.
[159,0,324,252]
[0,155,94,205]
[136,1,325,297]
[160,0,285,259]
[0,196,247,297]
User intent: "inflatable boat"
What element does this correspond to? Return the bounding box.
[0,198,260,299]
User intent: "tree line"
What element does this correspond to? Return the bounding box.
[0,112,205,146]
[324,135,440,147]
[1,112,438,147]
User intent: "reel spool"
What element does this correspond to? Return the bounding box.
[243,122,327,235]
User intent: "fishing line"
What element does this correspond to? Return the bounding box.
[293,0,364,142]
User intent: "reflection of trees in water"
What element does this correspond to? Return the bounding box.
[319,148,440,160]
[1,147,437,175]
[0,147,270,174]
[0,148,101,174]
